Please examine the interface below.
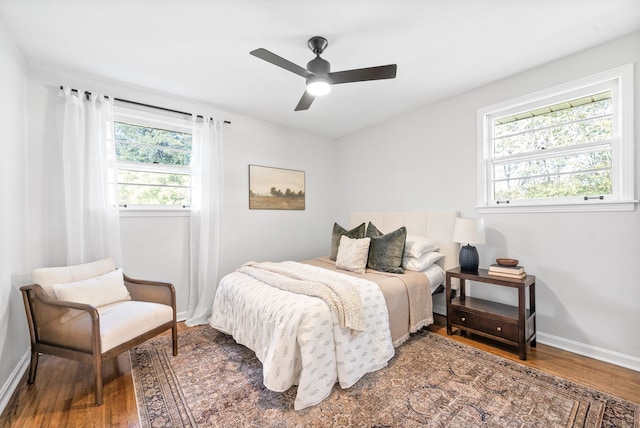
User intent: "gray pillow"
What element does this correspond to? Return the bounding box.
[330,222,366,260]
[366,222,407,274]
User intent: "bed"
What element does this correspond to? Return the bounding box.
[210,211,459,410]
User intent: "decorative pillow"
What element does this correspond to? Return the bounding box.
[330,222,366,260]
[53,269,131,322]
[365,222,407,274]
[403,251,445,271]
[335,236,371,274]
[404,235,439,258]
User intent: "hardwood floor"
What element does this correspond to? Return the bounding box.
[2,318,638,427]
[428,314,640,406]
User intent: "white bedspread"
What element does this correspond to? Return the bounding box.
[209,261,395,410]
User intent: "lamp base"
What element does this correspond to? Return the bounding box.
[459,245,479,271]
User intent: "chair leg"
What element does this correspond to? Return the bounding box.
[172,323,178,356]
[94,354,103,406]
[27,350,38,384]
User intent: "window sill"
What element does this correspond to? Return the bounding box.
[119,208,191,218]
[477,200,637,214]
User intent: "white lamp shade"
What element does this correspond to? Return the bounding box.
[452,218,485,245]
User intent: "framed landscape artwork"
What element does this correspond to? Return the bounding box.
[249,165,305,210]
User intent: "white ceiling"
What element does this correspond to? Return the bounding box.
[1,0,639,138]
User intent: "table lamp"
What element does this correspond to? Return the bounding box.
[452,218,485,271]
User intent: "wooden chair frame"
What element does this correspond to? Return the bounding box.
[20,274,178,405]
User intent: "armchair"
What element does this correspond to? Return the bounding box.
[20,258,177,405]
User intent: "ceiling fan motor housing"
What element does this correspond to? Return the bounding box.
[307,56,330,76]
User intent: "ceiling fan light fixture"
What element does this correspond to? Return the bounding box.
[306,76,331,96]
[250,36,397,110]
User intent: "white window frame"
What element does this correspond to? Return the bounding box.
[477,64,636,213]
[113,104,193,215]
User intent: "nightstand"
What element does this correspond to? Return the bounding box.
[446,267,536,360]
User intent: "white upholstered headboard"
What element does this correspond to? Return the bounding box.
[350,211,459,315]
[350,210,459,272]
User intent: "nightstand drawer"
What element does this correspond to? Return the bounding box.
[449,307,519,342]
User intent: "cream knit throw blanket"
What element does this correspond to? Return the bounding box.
[237,261,366,332]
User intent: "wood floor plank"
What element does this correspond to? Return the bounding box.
[427,314,640,405]
[1,319,638,427]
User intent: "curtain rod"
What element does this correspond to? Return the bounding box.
[60,86,231,124]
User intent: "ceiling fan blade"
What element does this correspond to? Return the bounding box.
[295,91,315,111]
[250,48,308,78]
[329,64,397,85]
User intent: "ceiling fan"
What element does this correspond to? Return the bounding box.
[250,36,397,111]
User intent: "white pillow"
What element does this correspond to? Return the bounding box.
[404,235,439,258]
[421,263,445,293]
[53,269,131,321]
[335,236,371,274]
[403,251,445,271]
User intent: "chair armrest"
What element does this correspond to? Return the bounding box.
[20,284,100,348]
[123,274,176,311]
[21,284,100,318]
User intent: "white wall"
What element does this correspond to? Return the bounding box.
[337,32,640,369]
[119,214,191,315]
[220,117,340,271]
[0,18,31,412]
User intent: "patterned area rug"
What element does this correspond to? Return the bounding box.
[130,326,639,427]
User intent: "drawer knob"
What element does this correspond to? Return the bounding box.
[461,317,466,322]
[496,326,502,332]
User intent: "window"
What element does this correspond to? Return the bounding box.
[477,64,635,213]
[113,105,193,208]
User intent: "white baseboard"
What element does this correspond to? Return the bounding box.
[0,349,30,416]
[177,311,187,322]
[537,332,640,372]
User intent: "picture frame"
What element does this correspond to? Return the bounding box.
[249,165,305,210]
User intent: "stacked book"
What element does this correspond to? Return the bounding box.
[488,264,526,279]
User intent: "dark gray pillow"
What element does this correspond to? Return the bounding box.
[366,222,407,274]
[330,222,366,260]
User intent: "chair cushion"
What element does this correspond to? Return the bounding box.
[98,301,173,353]
[33,258,117,297]
[38,300,173,353]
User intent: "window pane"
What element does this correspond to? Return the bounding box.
[493,148,612,180]
[494,170,612,201]
[494,116,612,156]
[494,96,611,137]
[493,95,612,157]
[114,122,192,166]
[117,170,191,206]
[493,149,612,200]
[116,142,191,165]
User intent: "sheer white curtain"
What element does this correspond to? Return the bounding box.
[186,118,224,326]
[61,87,122,266]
